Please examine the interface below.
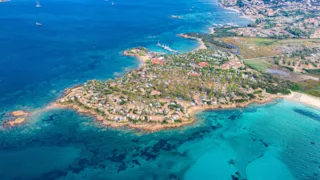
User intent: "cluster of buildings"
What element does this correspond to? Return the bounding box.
[276,47,320,72]
[233,26,293,38]
[58,48,276,127]
[221,0,320,38]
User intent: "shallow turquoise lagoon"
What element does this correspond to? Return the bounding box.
[0,100,319,179]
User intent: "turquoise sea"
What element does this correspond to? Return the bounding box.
[0,0,320,179]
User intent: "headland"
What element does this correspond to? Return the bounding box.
[40,47,297,131]
[5,0,320,131]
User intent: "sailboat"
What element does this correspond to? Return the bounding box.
[36,22,42,26]
[36,0,41,8]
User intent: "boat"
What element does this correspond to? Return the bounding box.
[36,0,41,8]
[171,15,181,19]
[111,2,114,5]
[36,22,42,26]
[157,42,178,53]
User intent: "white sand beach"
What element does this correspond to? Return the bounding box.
[285,92,320,109]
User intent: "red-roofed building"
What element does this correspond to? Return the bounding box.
[221,64,229,70]
[150,90,162,96]
[198,62,209,68]
[152,58,165,65]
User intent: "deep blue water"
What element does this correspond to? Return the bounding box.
[1,0,320,180]
[0,0,250,113]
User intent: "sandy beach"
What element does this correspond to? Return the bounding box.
[179,34,207,51]
[209,27,215,34]
[123,49,150,68]
[284,92,320,109]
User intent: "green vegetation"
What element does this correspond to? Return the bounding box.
[59,46,298,127]
[286,27,308,37]
[296,80,320,97]
[281,66,294,72]
[304,69,320,76]
[255,39,276,46]
[244,59,272,72]
[291,48,314,59]
[185,33,237,50]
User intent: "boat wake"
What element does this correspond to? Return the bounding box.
[157,42,178,53]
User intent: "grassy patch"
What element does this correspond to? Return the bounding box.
[244,59,272,72]
[297,80,320,97]
[221,37,280,59]
[221,37,320,59]
[254,38,277,46]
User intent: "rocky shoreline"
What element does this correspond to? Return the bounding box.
[45,95,276,132]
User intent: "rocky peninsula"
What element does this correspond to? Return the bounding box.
[48,47,295,131]
[5,0,320,131]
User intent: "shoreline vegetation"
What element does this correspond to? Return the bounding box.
[4,0,320,131]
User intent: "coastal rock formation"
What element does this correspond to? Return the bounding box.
[6,110,29,126]
[11,110,28,117]
[7,117,26,126]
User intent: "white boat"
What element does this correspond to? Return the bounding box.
[36,0,41,8]
[111,2,114,5]
[157,42,178,53]
[36,22,42,26]
[171,15,181,19]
